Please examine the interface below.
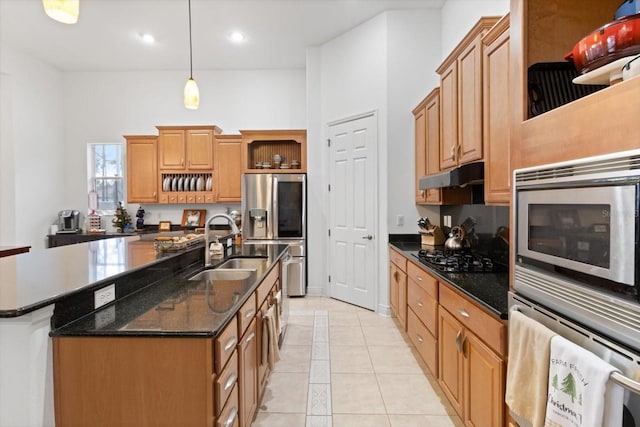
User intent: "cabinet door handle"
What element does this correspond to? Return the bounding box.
[224,407,238,427]
[245,309,256,319]
[416,300,423,307]
[246,331,255,343]
[416,334,423,343]
[416,275,423,281]
[457,308,470,318]
[455,330,463,353]
[224,373,237,391]
[450,145,455,161]
[181,158,184,167]
[224,336,237,351]
[462,336,468,358]
[393,271,398,281]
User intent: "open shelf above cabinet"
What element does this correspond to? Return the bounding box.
[240,129,306,173]
[510,0,640,169]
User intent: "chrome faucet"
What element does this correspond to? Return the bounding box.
[204,213,240,267]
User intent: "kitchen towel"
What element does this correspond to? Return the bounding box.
[264,305,281,369]
[505,310,557,427]
[544,335,623,427]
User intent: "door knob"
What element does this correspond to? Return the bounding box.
[362,235,373,240]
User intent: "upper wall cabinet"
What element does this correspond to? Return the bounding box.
[482,14,511,206]
[413,89,471,206]
[437,17,501,171]
[125,135,158,204]
[214,134,243,203]
[240,130,307,173]
[157,126,222,171]
[510,0,640,170]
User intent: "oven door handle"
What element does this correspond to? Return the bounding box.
[510,304,640,395]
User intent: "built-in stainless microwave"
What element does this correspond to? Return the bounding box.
[514,150,640,350]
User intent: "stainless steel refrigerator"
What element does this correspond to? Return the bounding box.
[242,173,306,296]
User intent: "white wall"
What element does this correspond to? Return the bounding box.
[59,69,307,229]
[440,0,509,59]
[386,10,442,235]
[0,46,66,249]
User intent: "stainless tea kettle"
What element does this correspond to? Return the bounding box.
[444,225,471,251]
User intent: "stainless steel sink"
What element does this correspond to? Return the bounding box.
[189,269,254,282]
[214,257,267,270]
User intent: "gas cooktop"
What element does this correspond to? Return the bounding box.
[412,249,506,273]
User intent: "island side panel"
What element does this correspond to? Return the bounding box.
[53,336,214,427]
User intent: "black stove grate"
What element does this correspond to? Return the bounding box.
[414,249,505,273]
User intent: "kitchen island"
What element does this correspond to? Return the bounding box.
[0,234,287,427]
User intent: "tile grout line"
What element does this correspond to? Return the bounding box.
[306,309,332,427]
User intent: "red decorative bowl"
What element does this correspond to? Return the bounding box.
[565,12,640,74]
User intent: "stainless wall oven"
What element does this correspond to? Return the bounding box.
[514,149,640,352]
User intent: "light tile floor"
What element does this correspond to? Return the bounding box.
[254,296,464,427]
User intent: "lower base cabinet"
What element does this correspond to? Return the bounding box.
[239,319,258,427]
[389,245,507,427]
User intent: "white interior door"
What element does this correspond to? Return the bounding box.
[328,113,377,310]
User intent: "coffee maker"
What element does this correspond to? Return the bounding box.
[58,210,81,233]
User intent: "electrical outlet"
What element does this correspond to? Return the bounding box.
[94,284,116,309]
[397,214,404,226]
[95,305,116,329]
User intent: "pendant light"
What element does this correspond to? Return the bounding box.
[183,0,199,110]
[42,0,79,24]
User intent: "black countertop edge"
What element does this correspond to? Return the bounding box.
[0,243,204,320]
[389,241,509,320]
[50,244,290,338]
[389,234,421,244]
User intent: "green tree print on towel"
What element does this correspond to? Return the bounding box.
[561,373,577,403]
[551,373,559,390]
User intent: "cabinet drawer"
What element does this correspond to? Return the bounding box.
[407,309,438,376]
[389,248,407,271]
[238,293,257,337]
[257,266,279,305]
[407,282,438,336]
[407,261,438,299]
[216,383,239,427]
[439,284,506,356]
[215,316,238,375]
[214,350,238,417]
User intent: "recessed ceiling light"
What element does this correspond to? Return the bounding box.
[139,33,155,44]
[229,31,245,43]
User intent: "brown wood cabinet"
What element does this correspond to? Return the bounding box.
[510,0,640,171]
[215,134,243,203]
[241,129,307,173]
[238,318,258,427]
[406,261,439,375]
[157,126,221,171]
[125,135,158,203]
[389,248,407,330]
[482,14,511,206]
[437,17,500,171]
[438,283,506,427]
[413,90,473,206]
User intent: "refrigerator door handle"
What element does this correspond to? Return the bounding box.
[272,175,279,239]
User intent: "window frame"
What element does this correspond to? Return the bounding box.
[87,142,126,215]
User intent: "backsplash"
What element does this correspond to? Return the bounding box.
[440,204,509,235]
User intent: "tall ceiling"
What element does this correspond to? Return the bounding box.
[0,0,445,71]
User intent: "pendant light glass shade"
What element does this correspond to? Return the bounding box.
[42,0,79,24]
[183,77,200,110]
[183,0,200,110]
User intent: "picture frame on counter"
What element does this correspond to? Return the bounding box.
[158,221,171,232]
[182,210,206,227]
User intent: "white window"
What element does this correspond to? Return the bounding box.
[87,143,124,214]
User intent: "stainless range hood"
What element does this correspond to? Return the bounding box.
[418,161,484,190]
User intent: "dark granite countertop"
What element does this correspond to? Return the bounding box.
[0,230,236,318]
[390,241,509,319]
[50,243,289,338]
